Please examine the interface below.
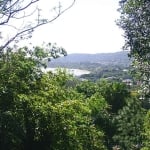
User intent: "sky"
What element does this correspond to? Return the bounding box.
[33,0,125,54]
[1,0,125,54]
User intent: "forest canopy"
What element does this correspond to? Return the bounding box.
[0,0,149,150]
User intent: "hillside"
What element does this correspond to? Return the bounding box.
[48,51,131,68]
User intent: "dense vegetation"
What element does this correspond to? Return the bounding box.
[118,0,150,149]
[0,0,149,149]
[0,47,147,150]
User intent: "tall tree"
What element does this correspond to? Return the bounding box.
[95,80,131,149]
[113,97,145,149]
[118,0,150,106]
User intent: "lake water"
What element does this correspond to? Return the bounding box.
[42,68,90,76]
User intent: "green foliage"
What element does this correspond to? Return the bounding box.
[76,79,132,149]
[0,47,106,150]
[118,0,150,104]
[0,45,147,150]
[88,93,108,116]
[113,97,145,149]
[49,100,105,150]
[87,92,114,150]
[142,111,150,150]
[96,80,130,114]
[118,1,150,149]
[76,81,97,98]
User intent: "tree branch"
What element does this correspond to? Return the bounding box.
[0,0,76,51]
[0,0,39,25]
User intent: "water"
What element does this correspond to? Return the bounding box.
[41,68,90,76]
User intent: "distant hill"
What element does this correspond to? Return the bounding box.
[48,51,131,68]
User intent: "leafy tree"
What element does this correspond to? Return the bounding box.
[118,0,150,106]
[93,80,131,149]
[113,97,145,149]
[0,47,106,150]
[88,93,108,117]
[142,110,150,150]
[0,46,65,150]
[96,80,130,114]
[76,79,132,149]
[76,80,97,98]
[118,1,150,149]
[0,46,51,149]
[87,93,113,149]
[48,100,106,150]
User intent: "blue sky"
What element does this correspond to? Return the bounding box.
[27,0,125,54]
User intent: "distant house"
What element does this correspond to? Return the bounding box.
[123,69,128,72]
[122,79,133,86]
